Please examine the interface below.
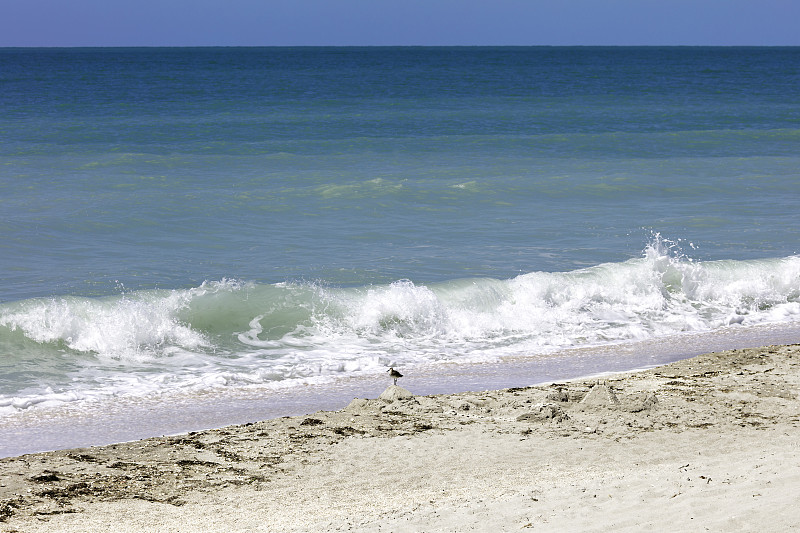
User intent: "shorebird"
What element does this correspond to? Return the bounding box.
[388,367,403,386]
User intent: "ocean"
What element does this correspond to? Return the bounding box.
[2,46,799,456]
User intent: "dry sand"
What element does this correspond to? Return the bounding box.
[2,344,800,532]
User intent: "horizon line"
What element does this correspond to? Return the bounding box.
[2,44,799,49]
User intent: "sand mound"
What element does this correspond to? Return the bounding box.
[378,385,414,402]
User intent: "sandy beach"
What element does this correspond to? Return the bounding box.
[2,343,799,532]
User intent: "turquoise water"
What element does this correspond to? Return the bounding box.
[1,47,800,451]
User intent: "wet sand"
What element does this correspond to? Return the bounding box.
[2,344,799,532]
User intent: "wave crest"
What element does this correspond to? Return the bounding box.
[2,242,800,410]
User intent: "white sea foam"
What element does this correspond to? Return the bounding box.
[2,243,800,412]
[0,290,208,361]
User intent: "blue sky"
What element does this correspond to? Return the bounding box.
[2,0,798,47]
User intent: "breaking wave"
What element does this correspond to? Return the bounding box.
[2,238,800,410]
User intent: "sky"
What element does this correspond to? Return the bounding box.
[1,0,799,47]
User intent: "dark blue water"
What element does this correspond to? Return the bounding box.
[2,47,799,302]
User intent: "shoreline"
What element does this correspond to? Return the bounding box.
[2,342,800,531]
[5,322,800,459]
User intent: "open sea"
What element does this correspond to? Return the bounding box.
[2,47,800,456]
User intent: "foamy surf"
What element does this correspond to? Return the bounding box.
[1,239,799,414]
